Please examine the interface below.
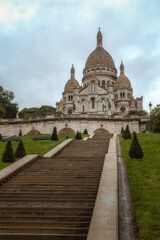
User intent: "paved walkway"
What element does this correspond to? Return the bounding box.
[0,135,111,240]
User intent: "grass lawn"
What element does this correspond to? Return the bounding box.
[120,133,160,240]
[0,133,88,170]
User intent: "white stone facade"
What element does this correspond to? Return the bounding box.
[56,29,143,116]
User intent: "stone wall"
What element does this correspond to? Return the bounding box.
[0,116,149,137]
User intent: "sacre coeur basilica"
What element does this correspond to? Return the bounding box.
[56,29,143,116]
[0,29,147,137]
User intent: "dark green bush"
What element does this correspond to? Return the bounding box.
[83,129,88,134]
[129,132,144,159]
[75,131,82,140]
[15,140,26,158]
[19,129,22,136]
[2,141,15,163]
[124,125,132,139]
[51,127,58,141]
[121,127,124,134]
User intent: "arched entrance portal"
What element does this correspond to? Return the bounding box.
[58,128,75,134]
[94,128,110,135]
[27,130,41,135]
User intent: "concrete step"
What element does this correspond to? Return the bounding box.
[0,227,88,234]
[0,233,87,240]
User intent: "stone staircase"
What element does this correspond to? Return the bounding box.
[0,137,110,240]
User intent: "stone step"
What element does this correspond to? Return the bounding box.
[0,216,91,221]
[0,227,88,234]
[0,233,87,240]
[0,221,90,228]
[0,207,93,213]
[0,136,110,238]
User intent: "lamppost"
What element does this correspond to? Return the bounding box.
[148,102,152,115]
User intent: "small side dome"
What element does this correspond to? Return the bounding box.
[114,61,132,91]
[64,65,80,92]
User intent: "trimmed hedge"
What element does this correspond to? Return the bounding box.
[33,136,51,141]
[75,131,82,140]
[15,140,26,158]
[2,137,20,142]
[124,125,132,140]
[19,129,22,136]
[2,141,15,163]
[83,129,88,134]
[129,132,144,159]
[51,127,58,141]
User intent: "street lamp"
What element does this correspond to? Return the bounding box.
[148,102,152,115]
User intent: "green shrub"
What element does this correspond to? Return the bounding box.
[121,127,124,134]
[127,110,148,116]
[51,127,58,141]
[15,140,26,158]
[75,131,82,140]
[66,135,68,139]
[147,106,160,133]
[2,141,15,163]
[83,129,88,134]
[19,129,22,136]
[0,134,2,141]
[124,125,132,139]
[129,132,144,159]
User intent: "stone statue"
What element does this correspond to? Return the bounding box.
[107,99,111,115]
[73,102,76,112]
[108,99,111,110]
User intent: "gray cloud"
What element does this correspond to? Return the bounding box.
[0,0,160,111]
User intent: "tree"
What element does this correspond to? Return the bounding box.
[0,86,18,118]
[0,104,5,119]
[121,127,124,134]
[83,129,88,134]
[75,131,82,140]
[147,106,160,133]
[2,141,15,163]
[124,125,132,139]
[15,140,26,158]
[18,105,57,118]
[129,132,144,159]
[127,110,148,116]
[51,127,58,141]
[19,129,22,136]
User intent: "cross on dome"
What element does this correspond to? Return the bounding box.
[120,61,124,75]
[97,28,103,47]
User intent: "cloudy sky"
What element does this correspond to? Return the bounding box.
[0,0,160,111]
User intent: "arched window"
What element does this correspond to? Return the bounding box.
[91,97,95,109]
[82,105,85,112]
[102,80,105,88]
[68,109,72,114]
[102,104,104,111]
[123,92,125,98]
[120,92,123,98]
[71,95,73,101]
[68,95,70,101]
